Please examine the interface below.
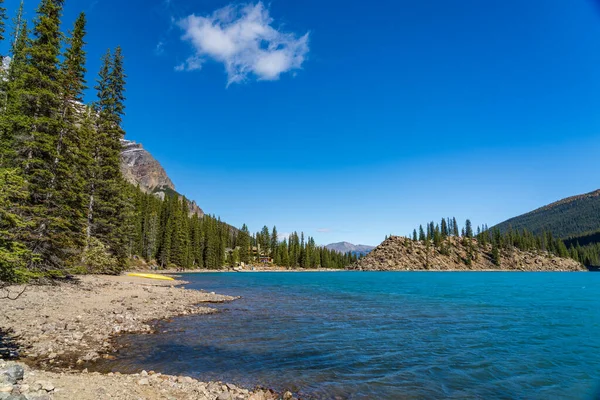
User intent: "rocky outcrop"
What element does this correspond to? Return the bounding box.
[350,236,586,271]
[120,139,174,194]
[120,139,204,217]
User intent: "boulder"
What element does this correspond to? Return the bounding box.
[1,365,23,385]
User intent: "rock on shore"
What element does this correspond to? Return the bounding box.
[349,236,586,271]
[0,359,280,400]
[0,275,290,400]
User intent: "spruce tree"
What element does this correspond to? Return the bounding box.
[51,12,89,262]
[189,214,203,267]
[238,224,251,264]
[1,7,28,164]
[440,218,448,238]
[452,217,459,236]
[271,226,278,263]
[0,168,33,282]
[9,0,69,270]
[0,0,7,44]
[92,47,128,269]
[465,219,473,238]
[280,239,289,267]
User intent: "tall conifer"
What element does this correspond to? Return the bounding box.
[93,47,128,268]
[0,0,7,44]
[9,0,68,270]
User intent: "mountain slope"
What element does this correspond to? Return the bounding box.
[325,242,375,255]
[120,139,204,217]
[494,189,600,238]
[120,139,174,194]
[350,236,584,271]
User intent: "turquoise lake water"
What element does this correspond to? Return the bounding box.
[101,272,600,399]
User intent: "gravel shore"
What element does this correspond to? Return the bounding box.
[0,275,289,400]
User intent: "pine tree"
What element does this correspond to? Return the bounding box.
[260,225,270,256]
[465,219,473,238]
[491,230,501,266]
[418,225,425,241]
[0,168,33,282]
[1,10,29,165]
[441,218,448,238]
[92,47,128,269]
[452,217,459,236]
[189,214,203,267]
[271,226,278,263]
[51,12,89,263]
[9,0,70,271]
[280,239,289,267]
[0,0,7,44]
[238,224,250,264]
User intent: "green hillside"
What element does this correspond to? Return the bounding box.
[494,189,600,239]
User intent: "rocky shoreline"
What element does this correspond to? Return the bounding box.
[0,275,290,400]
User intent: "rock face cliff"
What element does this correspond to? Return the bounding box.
[120,139,175,194]
[120,139,204,217]
[350,236,585,271]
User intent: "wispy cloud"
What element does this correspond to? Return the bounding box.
[154,41,165,56]
[176,2,309,85]
[277,232,292,241]
[317,228,332,233]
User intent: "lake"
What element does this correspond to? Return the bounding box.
[97,272,600,399]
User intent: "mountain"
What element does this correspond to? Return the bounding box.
[494,189,600,238]
[325,242,375,255]
[120,139,174,194]
[350,236,584,271]
[120,139,204,217]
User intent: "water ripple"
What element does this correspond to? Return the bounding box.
[95,272,600,399]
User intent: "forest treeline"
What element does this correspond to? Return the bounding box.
[0,0,356,283]
[493,192,600,240]
[408,218,598,267]
[132,191,359,270]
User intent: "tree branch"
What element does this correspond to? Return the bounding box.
[0,285,27,300]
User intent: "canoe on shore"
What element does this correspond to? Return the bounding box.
[126,273,174,281]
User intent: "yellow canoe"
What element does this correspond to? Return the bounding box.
[127,273,174,281]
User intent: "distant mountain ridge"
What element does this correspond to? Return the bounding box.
[493,189,600,239]
[120,139,204,217]
[325,242,375,255]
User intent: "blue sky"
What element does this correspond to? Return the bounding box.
[5,0,600,245]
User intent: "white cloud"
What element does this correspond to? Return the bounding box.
[176,2,309,85]
[317,228,332,233]
[277,232,292,241]
[175,55,203,71]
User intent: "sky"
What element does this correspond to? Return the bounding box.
[4,0,600,246]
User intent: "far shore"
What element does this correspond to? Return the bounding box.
[153,267,347,274]
[142,267,591,275]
